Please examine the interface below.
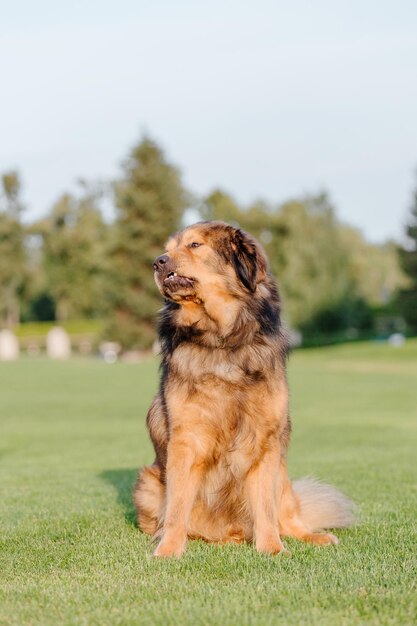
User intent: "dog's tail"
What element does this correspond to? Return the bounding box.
[292,477,356,531]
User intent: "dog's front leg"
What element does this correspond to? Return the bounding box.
[246,445,287,555]
[153,434,203,557]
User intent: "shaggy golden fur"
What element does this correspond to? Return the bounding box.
[134,221,354,557]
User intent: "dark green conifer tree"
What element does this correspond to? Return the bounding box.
[398,180,417,331]
[37,183,108,321]
[105,137,187,349]
[0,171,26,327]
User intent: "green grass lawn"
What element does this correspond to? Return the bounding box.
[1,341,416,626]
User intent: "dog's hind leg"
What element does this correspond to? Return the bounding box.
[278,462,339,545]
[134,464,164,536]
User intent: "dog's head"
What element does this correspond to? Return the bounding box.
[153,221,268,305]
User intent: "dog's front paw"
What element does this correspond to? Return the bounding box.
[255,535,289,556]
[153,537,186,558]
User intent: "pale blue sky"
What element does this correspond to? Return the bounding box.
[1,0,416,242]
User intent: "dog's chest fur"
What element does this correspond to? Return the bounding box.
[164,342,284,476]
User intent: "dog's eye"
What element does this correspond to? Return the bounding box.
[189,242,202,248]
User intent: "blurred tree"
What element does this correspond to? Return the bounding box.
[104,137,187,349]
[19,225,56,322]
[275,194,353,326]
[2,171,23,216]
[300,296,374,337]
[338,226,406,306]
[201,189,243,224]
[0,171,27,327]
[35,183,109,321]
[398,179,417,331]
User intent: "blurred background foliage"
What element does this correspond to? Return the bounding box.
[0,135,415,350]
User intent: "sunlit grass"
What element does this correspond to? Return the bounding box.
[1,341,416,625]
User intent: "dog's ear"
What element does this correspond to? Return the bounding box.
[229,228,266,292]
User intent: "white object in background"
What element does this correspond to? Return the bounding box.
[0,329,19,361]
[99,341,121,364]
[388,333,405,348]
[46,327,71,360]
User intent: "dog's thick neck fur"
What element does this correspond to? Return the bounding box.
[158,272,289,364]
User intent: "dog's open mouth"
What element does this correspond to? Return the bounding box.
[163,271,195,291]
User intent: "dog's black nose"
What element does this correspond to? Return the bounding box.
[153,254,169,271]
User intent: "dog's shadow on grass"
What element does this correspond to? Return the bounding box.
[100,468,138,527]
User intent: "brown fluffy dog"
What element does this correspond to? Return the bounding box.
[134,221,354,557]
